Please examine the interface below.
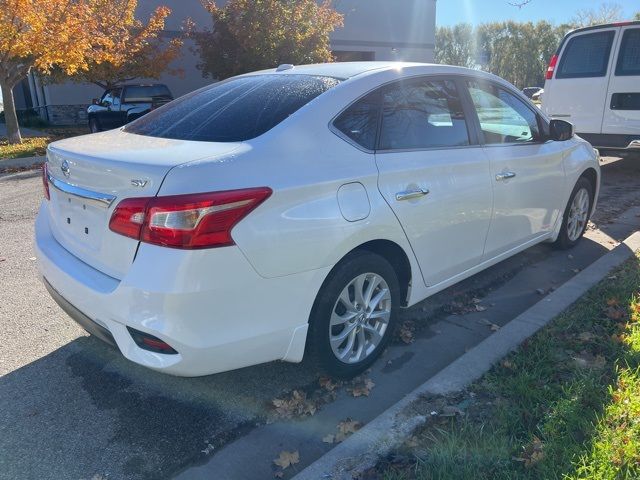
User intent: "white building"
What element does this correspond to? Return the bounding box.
[14,0,436,125]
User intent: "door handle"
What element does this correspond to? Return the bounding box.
[495,172,516,182]
[396,188,430,201]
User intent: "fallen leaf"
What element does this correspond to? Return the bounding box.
[274,472,284,479]
[475,304,487,312]
[502,359,514,369]
[607,298,620,307]
[335,419,362,442]
[273,450,300,469]
[397,321,416,344]
[318,376,340,393]
[490,323,501,332]
[605,307,625,321]
[514,436,545,468]
[272,390,317,418]
[348,377,375,397]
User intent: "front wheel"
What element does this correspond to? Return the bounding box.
[554,177,594,249]
[307,251,400,378]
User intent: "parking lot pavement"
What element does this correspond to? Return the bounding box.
[0,156,639,480]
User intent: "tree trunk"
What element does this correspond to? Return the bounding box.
[0,81,22,144]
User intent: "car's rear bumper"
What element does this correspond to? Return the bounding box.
[35,202,331,376]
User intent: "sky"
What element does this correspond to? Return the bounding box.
[437,0,639,26]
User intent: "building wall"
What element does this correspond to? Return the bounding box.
[31,0,436,125]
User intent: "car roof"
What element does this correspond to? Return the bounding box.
[247,62,493,80]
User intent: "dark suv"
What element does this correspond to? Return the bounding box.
[87,84,173,132]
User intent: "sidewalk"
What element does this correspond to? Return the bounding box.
[0,122,45,138]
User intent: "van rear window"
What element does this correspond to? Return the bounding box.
[556,31,615,79]
[616,29,640,76]
[124,75,340,142]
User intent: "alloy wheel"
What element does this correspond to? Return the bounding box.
[329,272,391,364]
[567,187,590,241]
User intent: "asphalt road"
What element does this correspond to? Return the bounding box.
[1,154,639,480]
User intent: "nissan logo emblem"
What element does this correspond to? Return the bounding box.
[61,160,70,177]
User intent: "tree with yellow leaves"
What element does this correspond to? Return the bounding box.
[0,0,182,144]
[54,1,184,91]
[194,0,343,80]
[0,0,103,143]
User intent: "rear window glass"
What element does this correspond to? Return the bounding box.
[124,75,340,142]
[333,91,380,150]
[557,31,615,79]
[123,85,172,102]
[616,28,640,76]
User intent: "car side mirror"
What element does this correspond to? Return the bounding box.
[549,119,574,141]
[92,98,100,105]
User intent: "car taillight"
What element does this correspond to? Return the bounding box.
[109,187,272,249]
[42,163,50,200]
[546,54,558,80]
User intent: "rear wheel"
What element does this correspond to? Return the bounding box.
[554,177,594,249]
[89,117,101,133]
[307,251,400,378]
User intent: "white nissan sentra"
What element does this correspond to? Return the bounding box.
[35,62,600,378]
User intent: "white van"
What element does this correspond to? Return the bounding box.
[542,21,640,151]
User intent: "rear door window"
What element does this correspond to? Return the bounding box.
[615,28,640,76]
[378,78,470,150]
[557,31,615,79]
[124,75,340,142]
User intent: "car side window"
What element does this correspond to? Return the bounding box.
[379,78,470,150]
[557,31,615,79]
[467,81,540,145]
[101,90,114,106]
[616,28,640,76]
[333,91,380,150]
[111,88,122,106]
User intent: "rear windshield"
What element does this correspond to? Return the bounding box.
[124,75,341,142]
[123,85,172,102]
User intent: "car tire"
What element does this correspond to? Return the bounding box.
[306,251,400,378]
[554,177,594,249]
[89,118,101,133]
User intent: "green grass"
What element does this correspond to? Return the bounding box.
[380,252,640,480]
[0,137,51,159]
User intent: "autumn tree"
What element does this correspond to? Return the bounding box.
[54,1,184,90]
[193,0,343,80]
[0,0,106,144]
[571,2,624,27]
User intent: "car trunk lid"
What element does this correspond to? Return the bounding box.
[45,129,242,279]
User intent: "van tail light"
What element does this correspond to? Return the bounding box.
[109,187,272,249]
[42,163,50,200]
[545,54,558,80]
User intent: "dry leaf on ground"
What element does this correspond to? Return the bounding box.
[323,419,363,443]
[514,436,545,468]
[397,320,416,344]
[273,450,300,469]
[272,390,317,418]
[348,377,375,397]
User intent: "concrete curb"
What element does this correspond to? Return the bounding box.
[0,155,45,171]
[293,231,640,480]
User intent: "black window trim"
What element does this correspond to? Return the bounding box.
[615,27,640,77]
[464,78,550,148]
[556,30,616,80]
[329,74,483,154]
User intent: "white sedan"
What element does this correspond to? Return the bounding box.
[35,62,600,378]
